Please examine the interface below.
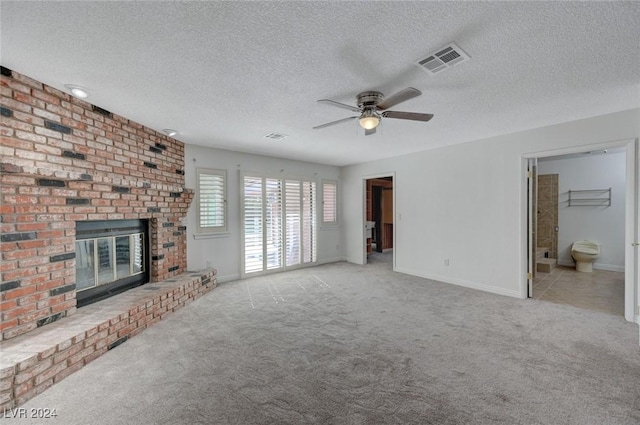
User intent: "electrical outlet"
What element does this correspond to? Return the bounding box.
[444,259,450,266]
[206,260,211,268]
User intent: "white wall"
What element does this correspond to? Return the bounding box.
[538,151,626,271]
[184,145,342,282]
[341,108,639,301]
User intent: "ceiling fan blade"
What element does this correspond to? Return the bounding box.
[313,116,358,130]
[365,127,376,136]
[382,111,434,122]
[317,99,361,113]
[377,87,422,110]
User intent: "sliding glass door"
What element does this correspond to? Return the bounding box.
[242,174,316,276]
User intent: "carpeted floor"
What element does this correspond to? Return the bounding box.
[12,259,640,425]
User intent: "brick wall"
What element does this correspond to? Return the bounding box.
[0,68,193,341]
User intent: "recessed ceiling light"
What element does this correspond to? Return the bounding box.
[64,84,89,99]
[162,129,178,137]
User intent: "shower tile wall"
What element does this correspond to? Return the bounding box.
[537,174,559,258]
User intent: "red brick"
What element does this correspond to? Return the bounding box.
[83,329,108,348]
[33,89,61,105]
[34,362,67,386]
[2,322,37,339]
[34,378,54,396]
[0,318,18,332]
[53,361,83,383]
[18,309,50,325]
[117,323,137,338]
[16,240,46,251]
[0,136,34,150]
[96,333,118,350]
[2,97,32,113]
[84,347,107,364]
[15,357,52,384]
[38,346,57,361]
[14,380,34,398]
[0,377,12,392]
[51,300,76,314]
[3,79,31,94]
[2,304,35,320]
[35,279,64,292]
[67,346,95,366]
[0,260,16,272]
[11,72,44,90]
[2,285,36,300]
[53,342,82,364]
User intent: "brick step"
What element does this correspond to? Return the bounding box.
[537,258,557,273]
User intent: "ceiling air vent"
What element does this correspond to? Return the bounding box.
[416,42,470,75]
[264,132,287,141]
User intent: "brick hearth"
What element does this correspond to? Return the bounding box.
[0,268,217,409]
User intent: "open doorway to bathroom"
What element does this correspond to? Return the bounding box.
[526,144,633,319]
[364,175,394,267]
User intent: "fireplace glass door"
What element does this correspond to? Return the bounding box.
[76,233,144,290]
[75,220,149,306]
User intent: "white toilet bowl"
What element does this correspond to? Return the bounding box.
[571,240,600,273]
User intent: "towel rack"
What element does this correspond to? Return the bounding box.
[568,188,611,206]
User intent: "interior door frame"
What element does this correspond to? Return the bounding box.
[527,158,538,297]
[522,138,638,323]
[362,172,396,269]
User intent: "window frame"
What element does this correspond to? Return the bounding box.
[196,168,227,234]
[321,179,338,225]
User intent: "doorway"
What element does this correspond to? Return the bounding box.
[364,175,394,266]
[524,139,637,322]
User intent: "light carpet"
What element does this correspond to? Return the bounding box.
[13,258,640,424]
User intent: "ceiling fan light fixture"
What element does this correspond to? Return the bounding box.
[358,110,380,130]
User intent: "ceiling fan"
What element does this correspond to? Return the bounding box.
[313,87,433,135]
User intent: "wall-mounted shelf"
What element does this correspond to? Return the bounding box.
[568,188,611,206]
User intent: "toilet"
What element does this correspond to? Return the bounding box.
[571,240,600,272]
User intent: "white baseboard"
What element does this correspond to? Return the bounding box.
[317,256,346,265]
[345,256,365,265]
[213,259,345,284]
[557,260,624,272]
[215,273,241,283]
[395,267,522,299]
[594,263,625,272]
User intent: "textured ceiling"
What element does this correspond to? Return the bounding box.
[2,1,639,166]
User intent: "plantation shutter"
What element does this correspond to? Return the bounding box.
[285,180,301,267]
[197,169,226,233]
[265,178,283,270]
[322,180,337,224]
[302,181,317,263]
[243,176,263,273]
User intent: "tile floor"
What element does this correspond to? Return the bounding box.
[533,265,625,316]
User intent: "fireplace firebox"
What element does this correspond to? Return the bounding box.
[75,219,150,307]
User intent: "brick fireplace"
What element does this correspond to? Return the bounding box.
[0,68,195,341]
